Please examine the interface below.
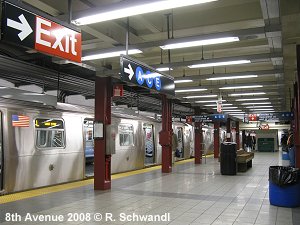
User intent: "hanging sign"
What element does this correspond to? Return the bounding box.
[217,95,222,113]
[244,112,293,122]
[113,84,124,97]
[186,116,193,124]
[194,114,227,123]
[2,1,82,62]
[120,55,175,96]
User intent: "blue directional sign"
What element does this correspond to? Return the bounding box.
[120,55,175,96]
[194,114,228,123]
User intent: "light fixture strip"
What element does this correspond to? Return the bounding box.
[249,108,275,111]
[82,49,142,61]
[235,98,269,101]
[212,107,237,109]
[175,88,207,93]
[245,105,273,108]
[174,79,193,84]
[204,104,233,106]
[183,95,217,98]
[188,60,251,69]
[160,37,239,50]
[73,0,218,25]
[206,75,257,81]
[229,92,266,96]
[219,85,263,90]
[195,100,227,103]
[156,67,173,72]
[241,102,272,105]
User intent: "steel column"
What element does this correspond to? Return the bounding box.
[236,121,240,149]
[214,122,220,158]
[194,121,202,164]
[160,94,172,173]
[94,77,111,190]
[194,107,202,164]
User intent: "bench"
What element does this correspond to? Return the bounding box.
[237,149,254,172]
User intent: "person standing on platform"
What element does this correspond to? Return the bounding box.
[287,129,295,167]
[252,135,256,151]
[246,133,253,152]
[281,133,288,152]
[172,131,178,165]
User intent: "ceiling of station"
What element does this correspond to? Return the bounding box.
[1,0,300,117]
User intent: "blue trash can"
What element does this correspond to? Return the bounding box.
[269,181,300,207]
[269,166,300,207]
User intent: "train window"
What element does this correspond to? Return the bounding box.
[118,124,134,146]
[35,118,65,149]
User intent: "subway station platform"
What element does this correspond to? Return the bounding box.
[1,153,299,225]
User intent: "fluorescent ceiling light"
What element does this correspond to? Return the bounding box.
[73,0,217,25]
[175,88,207,93]
[156,67,173,72]
[219,85,263,90]
[188,60,250,68]
[245,105,273,108]
[82,49,142,61]
[160,37,239,50]
[206,75,257,81]
[204,104,232,106]
[241,102,271,105]
[249,109,275,111]
[174,79,193,84]
[235,98,269,101]
[222,109,242,112]
[195,100,226,103]
[183,95,217,99]
[229,92,266,96]
[212,107,237,109]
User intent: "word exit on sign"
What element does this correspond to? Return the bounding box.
[2,1,82,63]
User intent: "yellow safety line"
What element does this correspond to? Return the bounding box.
[0,156,213,204]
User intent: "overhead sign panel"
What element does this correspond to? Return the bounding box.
[2,1,82,62]
[120,55,175,96]
[244,112,293,122]
[194,114,227,123]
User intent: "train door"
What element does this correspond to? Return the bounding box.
[176,127,184,158]
[143,124,155,165]
[83,119,94,177]
[0,112,2,191]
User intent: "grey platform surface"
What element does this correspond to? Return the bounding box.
[1,152,299,225]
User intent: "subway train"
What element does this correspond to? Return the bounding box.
[0,98,202,194]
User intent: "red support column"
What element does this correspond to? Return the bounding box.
[94,77,111,190]
[214,122,220,158]
[236,121,240,150]
[159,94,172,173]
[226,118,231,142]
[194,121,202,164]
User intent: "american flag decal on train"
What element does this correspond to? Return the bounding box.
[12,115,30,127]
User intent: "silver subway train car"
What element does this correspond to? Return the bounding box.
[0,99,197,194]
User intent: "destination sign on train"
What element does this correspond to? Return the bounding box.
[244,112,293,122]
[2,1,81,62]
[194,114,227,123]
[120,55,175,96]
[35,118,64,129]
